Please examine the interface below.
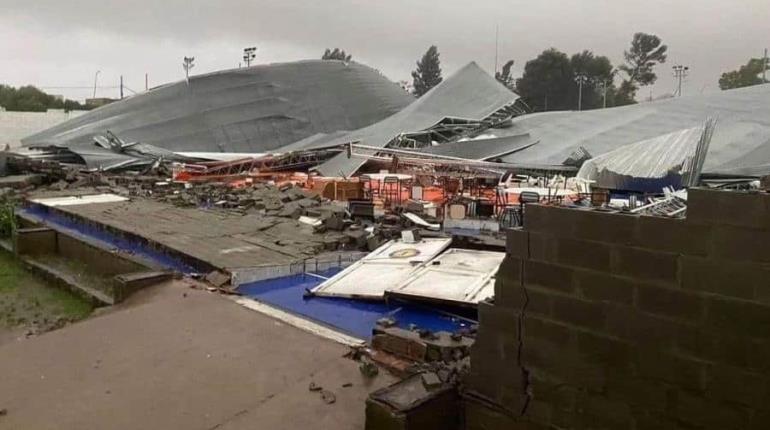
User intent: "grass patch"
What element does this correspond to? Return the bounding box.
[0,198,16,238]
[0,252,94,328]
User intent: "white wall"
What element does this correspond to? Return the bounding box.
[0,109,86,148]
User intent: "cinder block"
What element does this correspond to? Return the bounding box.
[574,270,634,305]
[555,238,612,271]
[528,232,556,263]
[523,260,575,293]
[680,256,761,301]
[463,393,539,430]
[605,305,679,348]
[529,376,577,415]
[673,390,751,429]
[506,228,529,258]
[711,225,770,264]
[366,374,459,430]
[523,314,574,346]
[605,376,669,412]
[705,364,770,409]
[479,302,519,342]
[676,326,753,369]
[635,350,707,392]
[636,215,711,256]
[751,411,770,430]
[550,295,606,331]
[571,209,638,245]
[636,284,705,322]
[688,188,770,230]
[707,296,770,339]
[577,395,635,429]
[521,286,554,317]
[494,256,523,307]
[613,246,679,284]
[523,204,560,234]
[575,330,633,373]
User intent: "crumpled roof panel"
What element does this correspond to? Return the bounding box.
[498,83,770,177]
[310,62,520,177]
[22,60,415,155]
[576,127,704,191]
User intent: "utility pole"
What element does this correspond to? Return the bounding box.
[575,74,588,111]
[120,75,124,99]
[243,47,257,67]
[183,57,195,84]
[763,48,768,83]
[599,80,609,108]
[673,65,689,97]
[93,70,101,98]
[145,73,148,91]
[494,25,499,75]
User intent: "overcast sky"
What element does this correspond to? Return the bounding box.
[2,0,768,101]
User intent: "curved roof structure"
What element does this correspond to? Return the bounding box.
[22,60,414,156]
[308,62,520,177]
[497,83,770,177]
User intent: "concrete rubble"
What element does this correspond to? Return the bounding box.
[3,58,770,430]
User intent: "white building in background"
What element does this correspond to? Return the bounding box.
[0,109,86,149]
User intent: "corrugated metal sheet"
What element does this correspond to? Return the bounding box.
[22,60,414,161]
[313,62,519,177]
[576,127,704,191]
[498,83,770,177]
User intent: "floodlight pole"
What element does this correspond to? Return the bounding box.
[93,70,101,99]
[575,74,588,111]
[673,65,689,97]
[243,47,257,67]
[183,57,195,84]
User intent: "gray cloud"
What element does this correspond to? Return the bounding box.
[2,0,767,101]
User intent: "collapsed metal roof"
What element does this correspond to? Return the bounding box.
[495,83,770,177]
[307,62,520,177]
[576,124,712,192]
[21,60,414,161]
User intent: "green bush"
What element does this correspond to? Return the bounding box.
[0,199,16,237]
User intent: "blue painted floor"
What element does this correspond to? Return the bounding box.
[22,204,476,340]
[239,268,477,340]
[21,205,203,274]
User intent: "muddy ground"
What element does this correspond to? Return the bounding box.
[0,251,93,345]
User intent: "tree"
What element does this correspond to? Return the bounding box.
[495,60,516,91]
[570,50,615,109]
[0,84,92,112]
[515,49,573,111]
[719,58,768,90]
[321,48,352,62]
[617,32,668,104]
[411,46,443,97]
[515,48,618,111]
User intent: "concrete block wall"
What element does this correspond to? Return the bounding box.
[466,188,770,430]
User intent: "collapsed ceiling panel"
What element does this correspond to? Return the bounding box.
[496,83,770,177]
[310,62,520,177]
[576,125,711,192]
[21,60,415,160]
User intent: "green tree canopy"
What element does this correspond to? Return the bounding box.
[495,60,516,91]
[515,48,615,111]
[719,58,768,90]
[0,84,91,112]
[516,48,573,111]
[321,48,352,62]
[411,46,443,97]
[617,32,667,104]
